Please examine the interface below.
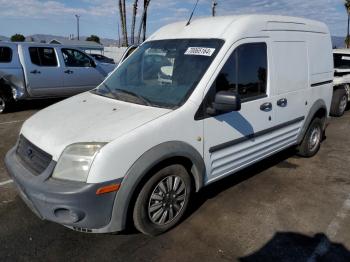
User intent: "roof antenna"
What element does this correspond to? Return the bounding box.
[186,0,200,26]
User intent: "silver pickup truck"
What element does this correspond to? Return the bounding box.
[0,42,115,113]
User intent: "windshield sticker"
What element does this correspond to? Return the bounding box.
[342,56,350,61]
[185,47,216,57]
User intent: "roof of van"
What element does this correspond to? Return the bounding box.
[148,15,329,41]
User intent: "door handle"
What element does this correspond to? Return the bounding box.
[64,70,74,74]
[260,102,272,112]
[30,70,41,74]
[277,98,288,107]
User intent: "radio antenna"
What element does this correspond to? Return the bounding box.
[186,0,200,26]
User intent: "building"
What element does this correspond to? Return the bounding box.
[49,39,104,54]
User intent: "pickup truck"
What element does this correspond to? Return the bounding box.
[0,42,116,113]
[331,49,350,116]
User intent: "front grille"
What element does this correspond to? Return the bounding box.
[16,135,52,175]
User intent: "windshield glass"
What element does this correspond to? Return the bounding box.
[93,39,224,108]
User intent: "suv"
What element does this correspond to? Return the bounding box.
[5,15,333,236]
[332,49,350,116]
[0,43,115,113]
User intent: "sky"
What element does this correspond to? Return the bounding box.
[0,0,348,40]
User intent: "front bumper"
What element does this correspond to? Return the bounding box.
[5,147,121,231]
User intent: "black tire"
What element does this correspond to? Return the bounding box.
[330,88,348,117]
[0,89,14,114]
[133,164,192,236]
[297,117,324,158]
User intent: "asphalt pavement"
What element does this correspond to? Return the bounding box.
[1,101,350,261]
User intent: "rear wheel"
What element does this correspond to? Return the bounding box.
[330,88,348,117]
[133,164,192,236]
[297,117,323,157]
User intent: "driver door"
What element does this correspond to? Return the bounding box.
[202,40,276,183]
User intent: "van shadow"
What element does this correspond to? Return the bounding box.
[215,111,254,139]
[239,232,350,261]
[186,147,298,219]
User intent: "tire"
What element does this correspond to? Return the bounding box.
[133,164,192,236]
[0,89,14,114]
[330,88,348,117]
[297,117,324,158]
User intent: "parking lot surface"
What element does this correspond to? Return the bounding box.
[1,101,350,261]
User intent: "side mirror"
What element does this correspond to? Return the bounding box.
[208,91,241,114]
[91,59,97,68]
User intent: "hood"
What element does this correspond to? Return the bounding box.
[21,92,171,160]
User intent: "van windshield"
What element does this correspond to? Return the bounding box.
[92,39,224,108]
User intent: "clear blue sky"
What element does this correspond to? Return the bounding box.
[0,0,348,39]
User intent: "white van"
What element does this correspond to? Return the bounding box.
[5,15,333,236]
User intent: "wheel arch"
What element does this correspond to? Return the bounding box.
[297,99,328,144]
[108,141,206,232]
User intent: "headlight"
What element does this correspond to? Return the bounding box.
[52,143,106,182]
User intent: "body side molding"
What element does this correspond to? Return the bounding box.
[209,116,305,153]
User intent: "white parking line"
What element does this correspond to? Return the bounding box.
[0,179,13,186]
[0,120,25,126]
[307,194,350,261]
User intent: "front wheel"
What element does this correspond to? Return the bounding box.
[297,118,324,158]
[133,164,192,236]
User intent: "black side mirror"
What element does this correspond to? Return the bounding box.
[208,91,241,115]
[90,59,97,68]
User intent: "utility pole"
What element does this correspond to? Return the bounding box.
[212,0,217,17]
[117,22,121,47]
[75,14,81,40]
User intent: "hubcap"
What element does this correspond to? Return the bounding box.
[0,97,5,113]
[148,175,187,225]
[339,95,348,114]
[309,126,321,152]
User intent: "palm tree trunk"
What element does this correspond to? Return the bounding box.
[347,13,350,48]
[119,0,128,47]
[142,0,148,42]
[137,0,150,44]
[131,0,139,45]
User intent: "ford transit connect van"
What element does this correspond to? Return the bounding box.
[5,15,333,236]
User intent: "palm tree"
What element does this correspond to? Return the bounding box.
[137,0,151,44]
[131,0,139,45]
[345,0,350,48]
[118,0,128,46]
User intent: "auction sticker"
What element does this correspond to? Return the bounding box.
[185,47,216,57]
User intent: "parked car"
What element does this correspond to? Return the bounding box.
[331,49,350,116]
[5,15,333,236]
[0,43,115,113]
[90,54,115,64]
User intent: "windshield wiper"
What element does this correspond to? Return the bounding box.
[92,84,153,107]
[91,83,120,100]
[114,88,152,106]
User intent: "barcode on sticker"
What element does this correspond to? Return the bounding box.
[185,47,216,57]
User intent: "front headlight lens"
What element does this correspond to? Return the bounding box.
[52,143,105,182]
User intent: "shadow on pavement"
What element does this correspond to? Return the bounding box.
[8,98,64,113]
[187,147,298,218]
[240,232,350,261]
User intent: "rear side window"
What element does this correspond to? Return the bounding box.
[29,47,58,67]
[208,42,267,104]
[0,47,12,63]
